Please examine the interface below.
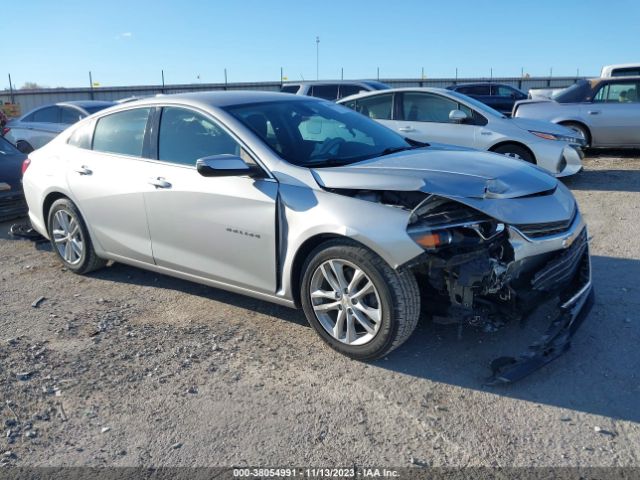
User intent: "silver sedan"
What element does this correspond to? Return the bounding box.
[513,77,640,147]
[338,87,585,177]
[23,92,593,382]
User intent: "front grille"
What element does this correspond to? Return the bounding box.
[515,208,576,238]
[531,228,588,292]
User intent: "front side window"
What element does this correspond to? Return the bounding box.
[281,85,299,94]
[60,107,83,125]
[225,100,411,167]
[158,107,242,166]
[351,93,393,120]
[338,84,364,99]
[31,107,60,123]
[310,85,339,100]
[402,93,459,123]
[593,82,639,103]
[92,108,151,157]
[458,85,490,95]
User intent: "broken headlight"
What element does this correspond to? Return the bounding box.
[407,196,505,251]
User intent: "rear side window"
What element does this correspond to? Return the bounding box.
[610,67,640,77]
[280,85,299,94]
[92,108,151,156]
[352,93,393,120]
[158,107,242,166]
[338,84,364,99]
[457,85,490,95]
[31,106,60,123]
[310,85,339,100]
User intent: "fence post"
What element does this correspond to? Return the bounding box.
[8,73,14,104]
[89,71,95,100]
[161,70,165,93]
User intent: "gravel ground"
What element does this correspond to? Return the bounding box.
[1,152,639,470]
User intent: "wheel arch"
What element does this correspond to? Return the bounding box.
[488,140,536,163]
[557,120,592,145]
[42,191,70,226]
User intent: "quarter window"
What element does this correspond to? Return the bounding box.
[402,93,459,123]
[67,121,94,150]
[92,108,151,157]
[158,107,242,166]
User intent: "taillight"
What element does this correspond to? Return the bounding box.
[1,127,9,136]
[21,158,31,176]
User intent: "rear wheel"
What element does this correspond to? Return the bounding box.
[47,198,107,274]
[300,239,420,360]
[492,143,535,163]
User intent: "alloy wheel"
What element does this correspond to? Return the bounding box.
[309,259,382,345]
[51,209,84,265]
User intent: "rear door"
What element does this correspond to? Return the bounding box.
[142,106,278,293]
[19,106,65,149]
[392,91,479,147]
[66,107,154,263]
[586,80,640,146]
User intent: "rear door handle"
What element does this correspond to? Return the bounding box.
[588,110,600,115]
[75,165,92,175]
[148,177,172,189]
[398,126,415,132]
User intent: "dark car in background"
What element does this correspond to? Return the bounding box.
[281,80,390,101]
[6,100,115,153]
[0,136,28,221]
[447,83,527,116]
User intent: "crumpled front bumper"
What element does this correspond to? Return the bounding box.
[486,233,594,385]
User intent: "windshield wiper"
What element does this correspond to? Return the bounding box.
[378,143,428,157]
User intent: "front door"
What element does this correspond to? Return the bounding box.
[586,80,640,146]
[391,91,479,148]
[143,106,278,293]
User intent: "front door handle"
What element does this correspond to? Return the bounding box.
[480,130,493,135]
[588,110,600,115]
[75,165,92,175]
[398,126,415,132]
[148,177,172,189]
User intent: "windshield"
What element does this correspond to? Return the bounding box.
[444,90,505,118]
[225,99,414,167]
[552,81,591,103]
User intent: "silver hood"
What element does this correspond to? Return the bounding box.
[311,148,576,225]
[509,116,577,137]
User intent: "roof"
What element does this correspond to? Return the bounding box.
[57,100,116,108]
[281,80,384,86]
[121,90,311,109]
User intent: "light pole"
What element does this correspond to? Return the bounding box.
[316,36,320,80]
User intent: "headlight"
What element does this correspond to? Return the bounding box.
[529,130,584,145]
[408,197,505,251]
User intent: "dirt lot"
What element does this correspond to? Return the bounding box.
[1,152,639,470]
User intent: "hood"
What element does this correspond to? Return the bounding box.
[509,117,577,137]
[312,147,557,200]
[311,147,578,225]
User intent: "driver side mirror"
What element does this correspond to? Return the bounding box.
[196,154,256,177]
[449,109,468,123]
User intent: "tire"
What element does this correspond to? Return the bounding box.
[560,122,590,147]
[16,141,34,154]
[492,143,535,163]
[47,198,107,274]
[300,239,420,360]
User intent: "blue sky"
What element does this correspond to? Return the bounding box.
[3,0,639,89]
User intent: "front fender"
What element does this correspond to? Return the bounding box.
[277,184,423,300]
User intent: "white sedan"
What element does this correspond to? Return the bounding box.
[338,87,585,177]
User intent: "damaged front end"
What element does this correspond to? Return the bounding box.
[405,194,593,384]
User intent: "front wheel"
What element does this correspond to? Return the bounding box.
[47,198,107,274]
[492,144,535,163]
[300,240,421,360]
